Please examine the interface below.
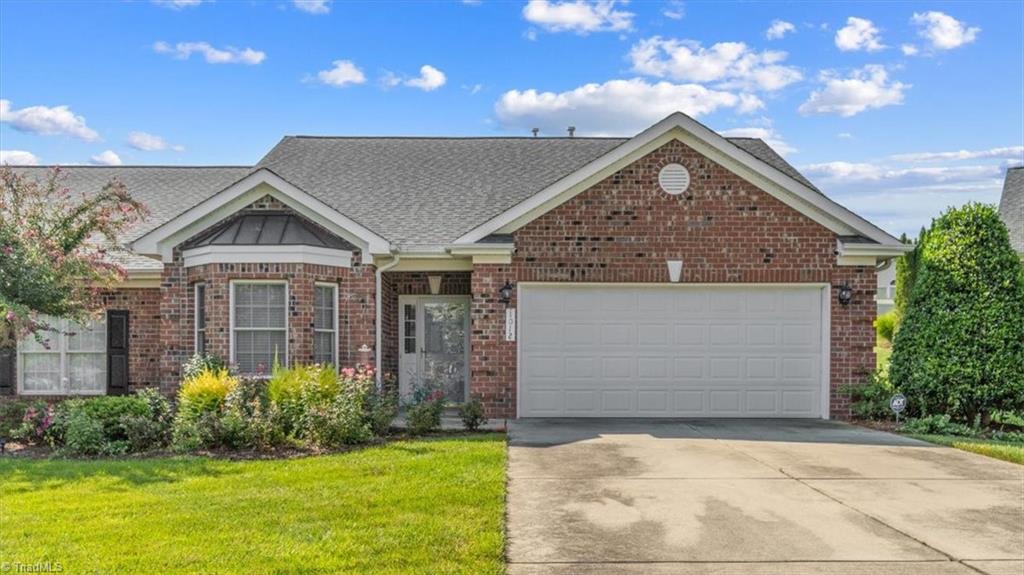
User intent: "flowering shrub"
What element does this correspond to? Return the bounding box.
[10,402,54,443]
[404,380,446,436]
[0,167,147,345]
[181,353,229,381]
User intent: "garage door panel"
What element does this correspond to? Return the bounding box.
[520,285,825,418]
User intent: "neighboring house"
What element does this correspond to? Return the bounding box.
[0,113,909,420]
[875,263,896,315]
[999,166,1023,256]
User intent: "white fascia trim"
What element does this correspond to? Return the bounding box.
[182,245,353,268]
[131,168,391,264]
[837,240,912,258]
[453,112,904,248]
[446,244,516,256]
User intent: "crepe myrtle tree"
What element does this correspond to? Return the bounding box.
[890,203,1024,425]
[0,167,147,346]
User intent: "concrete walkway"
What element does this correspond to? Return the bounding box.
[507,419,1024,575]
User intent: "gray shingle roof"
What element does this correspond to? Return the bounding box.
[12,166,252,243]
[727,137,820,192]
[9,136,819,249]
[999,167,1024,253]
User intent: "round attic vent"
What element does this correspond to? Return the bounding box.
[658,163,690,195]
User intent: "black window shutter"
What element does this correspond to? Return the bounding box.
[0,345,14,395]
[107,310,129,395]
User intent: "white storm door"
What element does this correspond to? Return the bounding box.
[398,296,471,404]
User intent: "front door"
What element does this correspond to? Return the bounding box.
[398,296,470,404]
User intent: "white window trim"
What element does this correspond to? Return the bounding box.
[194,283,207,355]
[182,245,353,269]
[229,280,289,373]
[17,317,107,396]
[313,282,339,366]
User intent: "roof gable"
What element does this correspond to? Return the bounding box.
[453,112,905,250]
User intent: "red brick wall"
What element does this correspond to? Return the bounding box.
[156,255,376,389]
[380,271,472,379]
[5,287,163,397]
[470,139,877,419]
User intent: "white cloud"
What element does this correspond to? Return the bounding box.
[720,126,796,156]
[293,0,331,14]
[911,11,979,50]
[629,37,802,92]
[900,44,919,56]
[522,0,633,34]
[315,60,367,87]
[90,150,122,166]
[765,20,795,40]
[126,131,184,152]
[834,17,884,52]
[0,99,99,141]
[495,78,759,136]
[662,1,684,20]
[889,146,1023,163]
[798,65,908,117]
[152,0,203,8]
[0,150,40,165]
[837,132,853,139]
[800,155,1010,235]
[464,83,485,95]
[404,65,447,91]
[462,0,482,5]
[153,41,265,65]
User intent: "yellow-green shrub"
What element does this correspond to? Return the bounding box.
[177,368,238,421]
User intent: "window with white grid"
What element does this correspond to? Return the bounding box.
[19,315,106,395]
[313,283,337,366]
[232,282,287,374]
[194,283,207,355]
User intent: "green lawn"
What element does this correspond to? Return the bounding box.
[0,435,506,575]
[908,434,1024,465]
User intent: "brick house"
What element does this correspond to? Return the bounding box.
[1,113,908,420]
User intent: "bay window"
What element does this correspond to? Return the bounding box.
[231,281,288,374]
[313,282,338,366]
[18,316,107,395]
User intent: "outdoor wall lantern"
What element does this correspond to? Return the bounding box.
[836,281,853,306]
[498,281,515,304]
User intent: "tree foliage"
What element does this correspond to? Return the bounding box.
[0,167,147,344]
[893,227,925,317]
[889,203,1024,424]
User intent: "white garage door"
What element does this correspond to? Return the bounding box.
[519,285,827,418]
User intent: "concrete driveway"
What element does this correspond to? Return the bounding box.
[507,419,1024,575]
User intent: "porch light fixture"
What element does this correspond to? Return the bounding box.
[498,281,515,304]
[836,281,853,306]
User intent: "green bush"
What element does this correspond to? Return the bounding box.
[268,364,339,436]
[221,378,284,449]
[901,414,975,437]
[843,370,897,420]
[47,395,151,447]
[62,411,111,456]
[364,385,398,437]
[406,400,445,436]
[873,310,898,345]
[459,397,488,431]
[890,203,1024,424]
[894,228,925,317]
[122,389,173,452]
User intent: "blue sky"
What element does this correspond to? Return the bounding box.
[1,0,1021,236]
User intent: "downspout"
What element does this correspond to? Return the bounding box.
[374,249,401,387]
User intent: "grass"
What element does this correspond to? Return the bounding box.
[908,434,1024,465]
[0,434,507,575]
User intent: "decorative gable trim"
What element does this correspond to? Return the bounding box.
[452,112,907,253]
[131,168,391,264]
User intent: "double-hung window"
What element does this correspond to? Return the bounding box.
[231,281,288,374]
[313,283,338,366]
[18,316,107,395]
[194,283,207,355]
